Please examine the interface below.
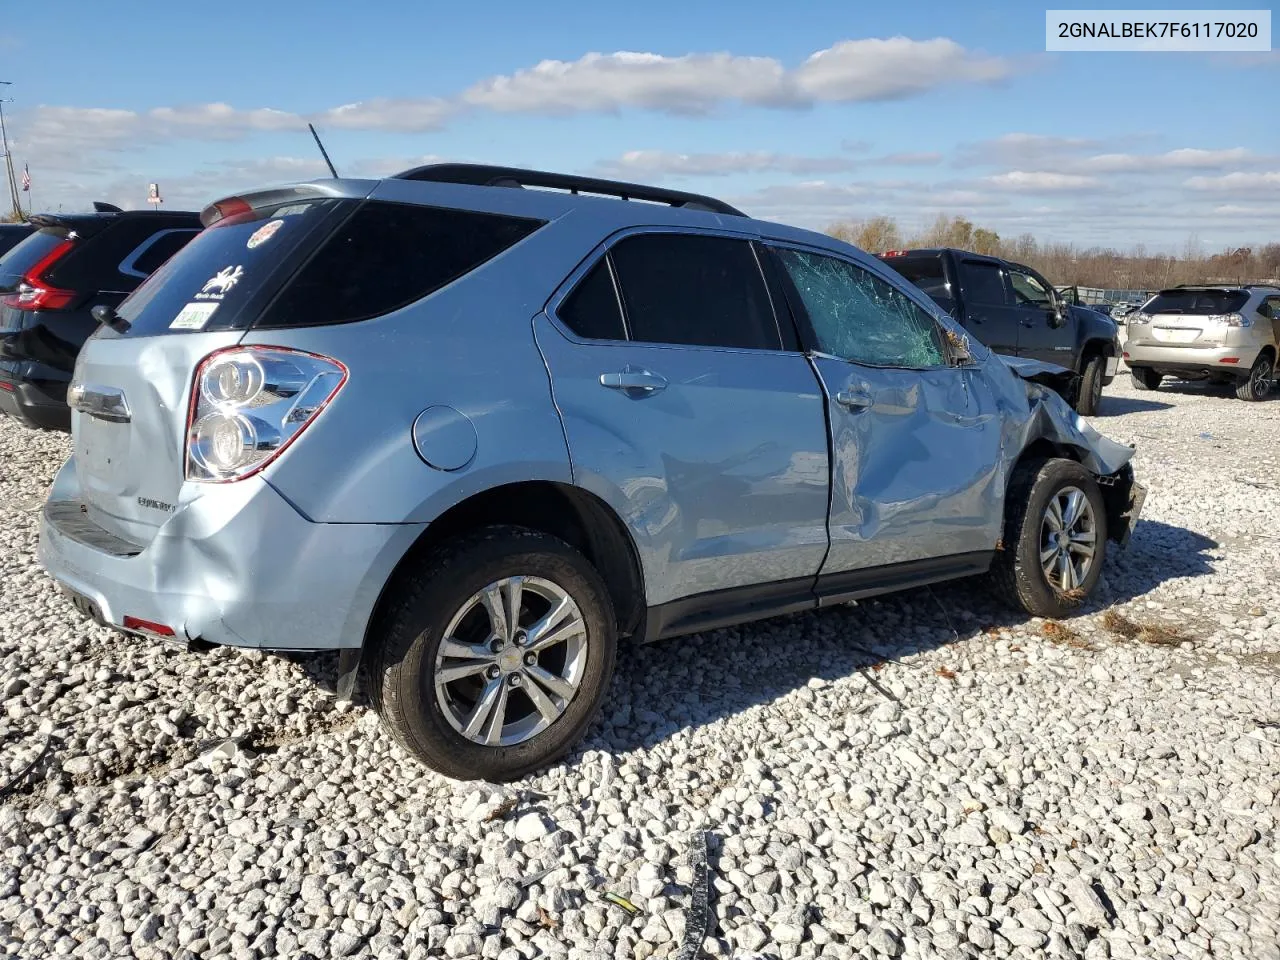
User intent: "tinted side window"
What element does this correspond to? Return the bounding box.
[775,248,945,367]
[260,201,545,328]
[609,233,779,350]
[128,229,200,277]
[1009,268,1052,307]
[881,255,954,313]
[558,259,626,340]
[959,260,1010,307]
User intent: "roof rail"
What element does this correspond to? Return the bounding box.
[391,163,747,217]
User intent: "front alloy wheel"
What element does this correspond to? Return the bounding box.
[1039,486,1098,592]
[988,458,1109,618]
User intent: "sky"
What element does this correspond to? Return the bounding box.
[0,0,1277,251]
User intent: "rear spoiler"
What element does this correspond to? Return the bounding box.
[200,180,375,227]
[26,213,111,238]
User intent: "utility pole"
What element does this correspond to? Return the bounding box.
[0,82,21,220]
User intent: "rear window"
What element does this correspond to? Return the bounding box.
[0,230,64,289]
[881,255,955,312]
[112,199,544,336]
[0,227,32,259]
[258,201,544,329]
[112,199,348,336]
[1143,290,1249,315]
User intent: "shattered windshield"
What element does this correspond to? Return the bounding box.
[775,247,946,367]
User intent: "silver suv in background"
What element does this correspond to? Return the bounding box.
[39,165,1144,780]
[1125,284,1280,400]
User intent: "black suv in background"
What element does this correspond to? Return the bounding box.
[879,248,1121,416]
[0,205,200,430]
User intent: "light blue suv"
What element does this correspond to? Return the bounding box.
[38,165,1145,780]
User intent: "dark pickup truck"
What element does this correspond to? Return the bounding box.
[879,248,1121,415]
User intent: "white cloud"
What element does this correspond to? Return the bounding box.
[792,38,1010,102]
[595,149,858,177]
[148,103,301,133]
[463,38,1011,114]
[1184,171,1280,192]
[1080,148,1261,172]
[315,98,455,132]
[985,171,1101,191]
[956,133,1099,167]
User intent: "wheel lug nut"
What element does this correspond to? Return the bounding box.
[508,674,522,687]
[489,638,503,653]
[514,632,528,647]
[524,652,537,667]
[486,665,500,680]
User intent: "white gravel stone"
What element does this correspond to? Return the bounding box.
[0,375,1278,960]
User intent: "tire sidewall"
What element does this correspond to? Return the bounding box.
[377,532,616,780]
[1015,461,1108,615]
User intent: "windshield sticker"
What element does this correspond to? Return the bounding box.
[195,265,244,301]
[170,302,219,330]
[247,219,284,249]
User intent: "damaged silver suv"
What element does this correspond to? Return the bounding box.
[39,165,1145,780]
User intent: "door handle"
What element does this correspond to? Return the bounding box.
[599,370,668,394]
[835,389,873,411]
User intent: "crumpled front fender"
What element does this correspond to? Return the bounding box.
[989,353,1142,544]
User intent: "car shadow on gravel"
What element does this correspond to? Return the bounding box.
[1094,396,1173,416]
[587,517,1219,760]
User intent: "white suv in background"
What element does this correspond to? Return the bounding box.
[1124,285,1280,401]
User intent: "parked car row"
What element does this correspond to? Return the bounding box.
[0,204,201,428]
[24,164,1145,779]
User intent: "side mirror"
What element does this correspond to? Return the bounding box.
[1050,301,1068,328]
[945,328,973,365]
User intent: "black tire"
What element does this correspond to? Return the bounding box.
[1075,355,1105,416]
[1235,353,1274,402]
[989,458,1108,619]
[1130,367,1162,391]
[368,526,616,781]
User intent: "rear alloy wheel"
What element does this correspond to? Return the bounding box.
[1130,367,1162,391]
[369,526,616,781]
[1075,355,1105,416]
[1236,354,1274,401]
[989,458,1108,618]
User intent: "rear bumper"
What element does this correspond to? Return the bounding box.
[1123,341,1261,377]
[37,456,425,651]
[0,376,70,431]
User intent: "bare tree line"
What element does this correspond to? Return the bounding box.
[829,214,1280,291]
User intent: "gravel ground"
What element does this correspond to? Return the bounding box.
[1,372,1278,960]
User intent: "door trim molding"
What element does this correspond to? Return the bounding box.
[639,550,994,643]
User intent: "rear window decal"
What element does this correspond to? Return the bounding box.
[195,265,244,300]
[170,302,219,330]
[247,220,284,250]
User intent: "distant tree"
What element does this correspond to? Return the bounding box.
[0,210,23,224]
[827,215,902,253]
[972,228,1001,256]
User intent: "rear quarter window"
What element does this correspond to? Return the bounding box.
[256,201,545,329]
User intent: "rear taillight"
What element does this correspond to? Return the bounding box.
[0,239,77,311]
[185,346,347,482]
